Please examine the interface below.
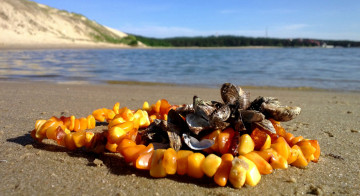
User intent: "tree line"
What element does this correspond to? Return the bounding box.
[133,35,360,47]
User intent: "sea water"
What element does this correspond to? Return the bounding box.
[0,48,359,91]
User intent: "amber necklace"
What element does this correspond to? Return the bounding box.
[31,83,320,189]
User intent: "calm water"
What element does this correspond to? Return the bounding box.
[0,48,359,91]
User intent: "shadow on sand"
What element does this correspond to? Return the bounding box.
[7,132,220,189]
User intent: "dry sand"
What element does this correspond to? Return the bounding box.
[0,0,130,49]
[0,81,359,195]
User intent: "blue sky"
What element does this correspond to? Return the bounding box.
[33,0,360,40]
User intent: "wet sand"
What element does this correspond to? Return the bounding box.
[0,81,359,195]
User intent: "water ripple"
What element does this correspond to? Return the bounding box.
[0,48,359,91]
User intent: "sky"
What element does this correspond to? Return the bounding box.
[33,0,360,41]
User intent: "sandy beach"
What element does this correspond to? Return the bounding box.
[0,81,359,195]
[0,43,135,50]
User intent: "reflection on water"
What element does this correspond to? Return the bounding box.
[0,48,359,91]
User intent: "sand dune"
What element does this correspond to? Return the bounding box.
[0,0,131,48]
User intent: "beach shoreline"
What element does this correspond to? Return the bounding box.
[0,81,359,195]
[0,43,138,50]
[0,43,280,50]
[2,44,330,50]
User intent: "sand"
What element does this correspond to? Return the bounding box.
[0,81,359,195]
[0,0,130,49]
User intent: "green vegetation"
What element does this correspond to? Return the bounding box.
[90,30,137,46]
[121,35,138,46]
[83,18,138,46]
[134,35,360,47]
[70,12,86,19]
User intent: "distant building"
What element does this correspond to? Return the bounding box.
[322,43,334,48]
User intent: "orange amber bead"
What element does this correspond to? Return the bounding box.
[290,145,308,168]
[209,130,221,152]
[290,136,304,146]
[36,120,56,139]
[271,137,291,160]
[108,117,126,129]
[105,142,118,152]
[214,153,234,187]
[73,119,81,132]
[162,148,177,175]
[45,122,61,140]
[105,109,116,121]
[72,130,86,148]
[159,99,171,115]
[149,114,157,122]
[135,144,154,170]
[39,121,55,139]
[269,151,288,170]
[238,134,255,155]
[276,127,287,138]
[238,156,261,187]
[79,117,88,131]
[117,107,134,121]
[269,119,286,136]
[142,101,150,111]
[55,127,67,145]
[260,134,271,151]
[176,150,193,175]
[296,140,316,162]
[287,145,300,164]
[218,127,235,154]
[64,133,76,150]
[151,100,161,114]
[84,132,95,148]
[121,145,146,163]
[136,151,154,170]
[113,102,120,114]
[68,115,75,131]
[284,132,295,144]
[150,149,167,178]
[229,157,247,188]
[250,128,268,151]
[201,154,222,177]
[202,132,214,154]
[253,148,274,162]
[31,129,42,142]
[62,117,71,130]
[92,109,106,122]
[309,140,320,162]
[87,115,96,129]
[35,119,46,130]
[116,138,136,152]
[107,127,126,144]
[254,148,288,169]
[123,129,138,142]
[244,152,273,175]
[133,110,150,128]
[187,153,205,178]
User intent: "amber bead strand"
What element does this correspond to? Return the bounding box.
[31,99,320,189]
